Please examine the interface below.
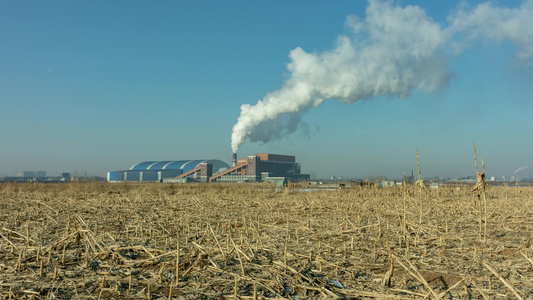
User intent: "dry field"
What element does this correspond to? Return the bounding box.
[0,182,532,299]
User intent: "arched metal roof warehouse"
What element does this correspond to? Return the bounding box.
[129,160,229,174]
[107,159,230,182]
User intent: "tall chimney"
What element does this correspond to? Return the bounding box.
[232,153,237,167]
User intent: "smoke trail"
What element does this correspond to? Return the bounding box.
[231,0,533,152]
[448,0,533,59]
[513,165,529,175]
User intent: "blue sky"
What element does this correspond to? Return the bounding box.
[1,0,532,180]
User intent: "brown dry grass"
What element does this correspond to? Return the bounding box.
[0,182,532,299]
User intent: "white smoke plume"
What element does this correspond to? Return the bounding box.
[231,0,533,153]
[513,164,529,175]
[448,0,533,59]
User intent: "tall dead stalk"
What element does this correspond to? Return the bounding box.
[473,142,487,243]
[416,150,425,225]
[402,172,407,238]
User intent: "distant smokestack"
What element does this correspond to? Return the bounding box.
[232,153,237,167]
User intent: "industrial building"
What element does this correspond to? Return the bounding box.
[18,171,46,178]
[210,153,309,183]
[1,171,72,183]
[107,160,230,182]
[107,153,309,183]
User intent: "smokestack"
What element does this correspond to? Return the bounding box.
[232,153,237,167]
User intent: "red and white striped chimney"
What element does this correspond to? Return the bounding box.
[232,153,237,167]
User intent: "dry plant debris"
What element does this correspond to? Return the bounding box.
[0,182,532,299]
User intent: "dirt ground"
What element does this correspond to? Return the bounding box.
[0,182,532,299]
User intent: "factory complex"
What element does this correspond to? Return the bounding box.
[107,153,309,184]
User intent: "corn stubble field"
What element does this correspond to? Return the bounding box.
[0,183,532,299]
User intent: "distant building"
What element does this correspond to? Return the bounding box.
[20,171,35,178]
[61,173,71,182]
[209,153,309,183]
[107,153,309,184]
[18,171,46,179]
[107,160,230,183]
[379,180,395,188]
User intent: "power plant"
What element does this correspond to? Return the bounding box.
[209,153,309,183]
[107,153,309,183]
